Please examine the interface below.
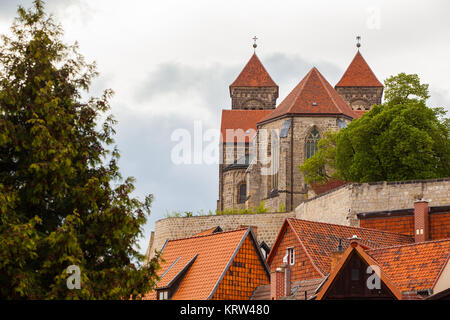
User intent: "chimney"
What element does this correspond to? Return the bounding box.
[330,239,345,272]
[270,266,291,300]
[414,200,429,242]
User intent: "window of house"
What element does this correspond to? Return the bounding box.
[238,183,247,204]
[305,128,320,159]
[158,290,169,300]
[287,247,295,266]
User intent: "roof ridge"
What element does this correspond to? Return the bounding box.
[288,217,413,239]
[167,227,248,243]
[335,51,383,87]
[230,53,277,87]
[315,68,357,118]
[367,238,450,252]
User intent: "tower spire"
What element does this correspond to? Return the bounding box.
[356,35,361,50]
[252,36,258,53]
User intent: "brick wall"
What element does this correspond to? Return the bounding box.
[268,223,322,282]
[360,211,450,240]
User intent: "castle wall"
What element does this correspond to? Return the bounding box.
[147,212,295,259]
[295,178,450,227]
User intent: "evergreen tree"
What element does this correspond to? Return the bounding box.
[0,1,159,299]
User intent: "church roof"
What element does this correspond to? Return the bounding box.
[230,53,278,87]
[259,67,357,124]
[220,109,273,143]
[335,51,383,87]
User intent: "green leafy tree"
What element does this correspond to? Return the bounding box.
[300,73,449,183]
[0,1,159,299]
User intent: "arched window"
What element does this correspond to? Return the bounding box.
[305,128,320,159]
[238,183,247,204]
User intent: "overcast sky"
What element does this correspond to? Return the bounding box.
[1,0,449,254]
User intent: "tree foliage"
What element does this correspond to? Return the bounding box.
[299,72,450,184]
[0,1,159,299]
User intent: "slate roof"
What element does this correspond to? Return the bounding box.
[259,67,357,124]
[230,53,277,87]
[335,51,383,87]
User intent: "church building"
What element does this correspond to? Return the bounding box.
[218,39,384,212]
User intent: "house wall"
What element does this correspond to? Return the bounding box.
[360,211,450,240]
[268,223,323,282]
[434,260,450,294]
[211,236,269,300]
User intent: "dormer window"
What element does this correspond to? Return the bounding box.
[158,290,169,300]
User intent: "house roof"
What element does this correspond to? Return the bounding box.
[315,242,403,300]
[230,53,277,88]
[193,226,223,237]
[220,109,273,143]
[259,67,357,124]
[267,218,414,276]
[335,51,383,87]
[367,239,450,292]
[144,227,269,300]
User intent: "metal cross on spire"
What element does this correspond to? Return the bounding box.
[356,35,361,50]
[252,36,258,52]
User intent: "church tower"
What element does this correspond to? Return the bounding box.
[335,39,383,111]
[229,53,279,110]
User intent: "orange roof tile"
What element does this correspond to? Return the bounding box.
[268,218,414,275]
[335,51,383,87]
[367,239,450,292]
[144,228,266,300]
[220,109,273,143]
[230,53,277,87]
[193,226,222,237]
[259,67,357,124]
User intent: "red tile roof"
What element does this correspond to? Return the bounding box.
[268,218,414,276]
[259,67,357,124]
[230,53,277,87]
[144,228,267,300]
[335,51,383,87]
[193,226,222,237]
[220,109,273,143]
[367,239,450,292]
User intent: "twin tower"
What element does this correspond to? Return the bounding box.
[218,48,384,212]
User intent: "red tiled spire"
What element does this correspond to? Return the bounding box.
[230,53,277,87]
[335,51,383,87]
[259,67,357,123]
